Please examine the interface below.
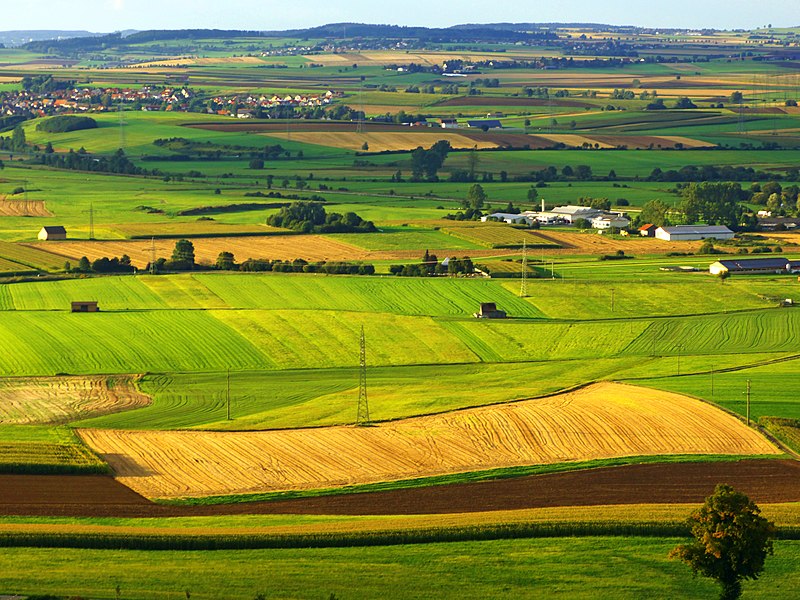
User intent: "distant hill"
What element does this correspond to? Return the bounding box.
[22,24,556,54]
[0,30,109,47]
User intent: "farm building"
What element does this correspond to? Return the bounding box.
[655,225,734,241]
[709,258,800,276]
[71,301,99,313]
[439,118,459,129]
[592,215,630,230]
[481,212,533,225]
[474,302,507,319]
[758,217,800,231]
[550,205,603,223]
[639,224,657,237]
[467,119,502,130]
[38,226,67,241]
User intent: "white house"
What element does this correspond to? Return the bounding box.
[655,225,735,241]
[592,215,630,230]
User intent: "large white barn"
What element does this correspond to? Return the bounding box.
[655,225,734,241]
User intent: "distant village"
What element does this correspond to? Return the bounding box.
[0,85,341,119]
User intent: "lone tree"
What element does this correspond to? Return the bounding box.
[670,484,775,600]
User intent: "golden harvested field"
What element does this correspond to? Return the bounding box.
[26,235,369,268]
[538,134,616,149]
[0,200,52,217]
[532,230,704,255]
[79,382,780,499]
[111,222,282,239]
[442,224,561,248]
[263,131,498,151]
[0,375,148,425]
[28,236,505,267]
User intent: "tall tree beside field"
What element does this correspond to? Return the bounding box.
[464,184,487,210]
[681,182,746,229]
[172,239,196,267]
[670,484,775,600]
[638,199,671,227]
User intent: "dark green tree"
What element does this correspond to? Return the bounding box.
[681,182,745,229]
[639,199,671,227]
[215,251,236,270]
[670,484,775,600]
[465,184,487,210]
[172,239,195,266]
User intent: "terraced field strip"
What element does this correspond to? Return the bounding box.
[79,382,780,499]
[441,223,562,249]
[0,257,27,274]
[0,375,149,425]
[113,222,283,239]
[29,235,368,268]
[262,131,499,152]
[0,241,66,271]
[0,200,51,217]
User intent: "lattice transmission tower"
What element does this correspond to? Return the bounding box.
[356,325,370,425]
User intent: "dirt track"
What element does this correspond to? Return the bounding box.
[1,460,798,518]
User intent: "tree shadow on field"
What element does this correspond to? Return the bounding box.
[101,453,154,477]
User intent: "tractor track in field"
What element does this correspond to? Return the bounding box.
[1,459,799,518]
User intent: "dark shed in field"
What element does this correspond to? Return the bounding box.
[71,301,99,313]
[474,302,507,319]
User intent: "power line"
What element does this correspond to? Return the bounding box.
[356,324,370,426]
[520,238,528,298]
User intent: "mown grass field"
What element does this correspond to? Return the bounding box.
[0,538,797,599]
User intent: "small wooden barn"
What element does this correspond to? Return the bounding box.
[71,301,99,313]
[38,226,67,241]
[474,302,507,319]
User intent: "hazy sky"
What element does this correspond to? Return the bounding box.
[2,0,798,32]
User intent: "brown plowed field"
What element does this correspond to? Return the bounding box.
[79,383,780,500]
[0,460,798,517]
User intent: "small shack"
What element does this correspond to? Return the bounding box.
[71,301,99,313]
[474,302,506,319]
[38,226,67,241]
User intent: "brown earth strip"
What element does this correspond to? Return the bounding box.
[0,460,798,518]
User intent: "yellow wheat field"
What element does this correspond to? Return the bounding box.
[263,131,498,152]
[0,375,148,425]
[79,382,780,499]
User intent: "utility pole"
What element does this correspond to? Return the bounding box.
[676,344,684,376]
[226,368,231,421]
[710,365,714,399]
[745,379,751,426]
[611,288,615,313]
[89,202,95,240]
[149,237,157,274]
[356,325,370,425]
[520,239,528,298]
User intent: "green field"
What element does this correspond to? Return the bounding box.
[0,538,797,599]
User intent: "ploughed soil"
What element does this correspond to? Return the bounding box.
[1,460,799,517]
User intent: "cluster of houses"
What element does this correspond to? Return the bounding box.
[1,87,195,118]
[482,204,630,230]
[221,91,340,118]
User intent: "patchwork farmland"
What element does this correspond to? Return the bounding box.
[2,19,800,599]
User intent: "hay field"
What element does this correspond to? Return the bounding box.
[80,382,780,499]
[27,235,368,268]
[538,134,616,149]
[0,375,148,425]
[442,224,561,249]
[531,230,703,255]
[0,200,51,217]
[263,131,498,151]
